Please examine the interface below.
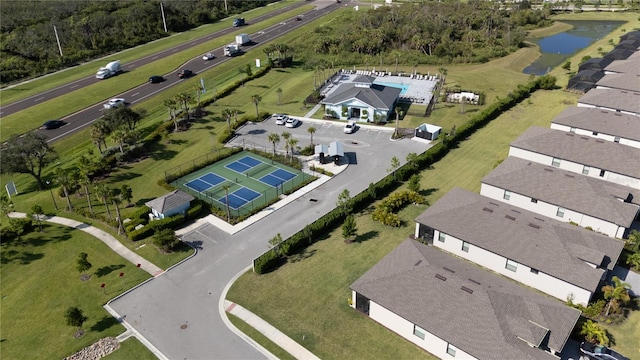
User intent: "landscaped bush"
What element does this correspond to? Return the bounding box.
[128,214,186,241]
[371,208,402,227]
[253,249,279,274]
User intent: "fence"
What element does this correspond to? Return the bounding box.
[164,148,236,183]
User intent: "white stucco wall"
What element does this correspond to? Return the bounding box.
[550,123,640,149]
[432,229,593,305]
[508,147,640,189]
[351,291,478,359]
[479,183,625,238]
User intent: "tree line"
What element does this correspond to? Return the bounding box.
[0,0,275,84]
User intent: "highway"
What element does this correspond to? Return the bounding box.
[2,1,342,143]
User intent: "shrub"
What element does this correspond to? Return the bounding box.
[154,228,179,252]
[254,249,279,274]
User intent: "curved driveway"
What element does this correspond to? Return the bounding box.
[106,118,433,359]
[4,1,342,144]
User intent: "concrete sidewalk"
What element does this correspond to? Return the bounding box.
[8,212,163,277]
[225,300,320,360]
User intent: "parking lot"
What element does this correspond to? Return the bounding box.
[228,115,399,159]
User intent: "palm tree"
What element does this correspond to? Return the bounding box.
[175,92,194,122]
[580,320,609,345]
[111,129,127,154]
[94,182,113,219]
[281,131,291,157]
[287,138,298,161]
[111,192,125,235]
[268,133,280,156]
[222,108,234,134]
[602,276,631,317]
[251,94,262,119]
[163,98,179,132]
[307,126,316,145]
[276,88,283,105]
[222,184,231,222]
[55,167,77,211]
[90,121,110,154]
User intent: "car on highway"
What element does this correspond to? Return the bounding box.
[344,120,357,134]
[40,120,66,130]
[177,69,193,79]
[203,53,215,61]
[149,75,164,83]
[285,117,300,128]
[275,114,289,125]
[580,342,629,360]
[103,98,126,109]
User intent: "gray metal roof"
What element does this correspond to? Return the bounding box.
[510,126,640,179]
[482,156,640,227]
[145,190,194,214]
[578,88,640,115]
[415,188,624,291]
[551,107,640,142]
[352,75,376,84]
[604,52,640,75]
[321,83,401,110]
[596,73,640,92]
[351,239,581,360]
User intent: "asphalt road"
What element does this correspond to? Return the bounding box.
[107,121,433,359]
[4,1,342,143]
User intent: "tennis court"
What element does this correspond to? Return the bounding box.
[172,151,312,220]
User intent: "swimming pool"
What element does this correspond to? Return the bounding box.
[373,81,409,95]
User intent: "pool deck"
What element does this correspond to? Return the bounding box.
[320,70,440,105]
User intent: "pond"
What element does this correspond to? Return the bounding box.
[523,20,625,75]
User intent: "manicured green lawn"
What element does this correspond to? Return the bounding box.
[603,309,640,360]
[0,223,152,359]
[102,338,157,360]
[227,313,297,360]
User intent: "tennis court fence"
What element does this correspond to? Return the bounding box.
[164,148,238,183]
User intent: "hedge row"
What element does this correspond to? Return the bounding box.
[252,75,557,274]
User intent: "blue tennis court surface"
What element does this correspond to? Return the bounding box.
[235,187,260,201]
[238,156,261,167]
[225,161,251,173]
[218,187,261,209]
[259,174,285,187]
[185,178,212,192]
[201,173,224,186]
[272,169,296,181]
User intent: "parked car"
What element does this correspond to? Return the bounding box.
[149,75,164,83]
[275,114,289,125]
[285,117,300,128]
[177,69,193,79]
[103,98,126,109]
[40,120,66,130]
[580,342,629,360]
[203,53,215,61]
[344,120,357,134]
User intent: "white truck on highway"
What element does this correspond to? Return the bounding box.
[224,44,241,57]
[235,33,250,46]
[96,60,123,79]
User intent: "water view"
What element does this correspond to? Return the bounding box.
[523,20,625,75]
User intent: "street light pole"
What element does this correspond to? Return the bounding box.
[46,180,58,211]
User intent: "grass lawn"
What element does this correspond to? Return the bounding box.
[102,338,157,360]
[227,313,297,360]
[0,223,152,359]
[603,309,640,360]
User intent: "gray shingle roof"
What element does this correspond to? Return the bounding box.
[604,48,635,61]
[145,190,194,214]
[482,156,640,227]
[578,88,640,115]
[415,188,624,291]
[321,83,401,110]
[604,52,640,75]
[551,107,640,141]
[350,239,581,360]
[510,126,640,179]
[596,73,640,92]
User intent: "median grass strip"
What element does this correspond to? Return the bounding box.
[227,313,297,360]
[0,222,151,360]
[101,338,157,360]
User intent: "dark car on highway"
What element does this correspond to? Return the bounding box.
[149,75,165,83]
[40,120,66,130]
[177,69,193,79]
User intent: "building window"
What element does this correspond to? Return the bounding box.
[582,165,590,175]
[569,127,576,133]
[438,232,445,243]
[556,207,565,218]
[447,344,458,357]
[551,158,560,167]
[503,190,511,200]
[599,169,605,177]
[614,137,620,143]
[530,268,539,274]
[413,324,426,340]
[462,241,470,253]
[531,198,538,203]
[506,259,518,272]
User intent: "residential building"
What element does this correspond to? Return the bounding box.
[550,107,640,148]
[350,239,581,359]
[578,57,613,72]
[321,75,401,122]
[480,156,640,238]
[577,88,640,117]
[509,127,640,189]
[566,69,604,93]
[595,73,640,93]
[414,188,624,305]
[603,51,640,75]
